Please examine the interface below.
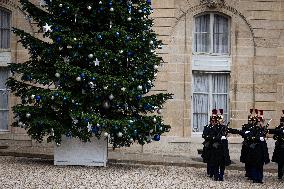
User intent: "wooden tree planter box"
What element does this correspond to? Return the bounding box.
[54,136,108,167]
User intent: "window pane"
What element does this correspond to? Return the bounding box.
[193,73,209,93]
[0,67,9,89]
[212,74,229,93]
[193,94,209,132]
[192,73,230,132]
[0,111,8,130]
[195,14,210,32]
[195,14,210,53]
[213,14,229,53]
[193,114,208,132]
[0,91,8,109]
[0,8,11,49]
[195,33,210,53]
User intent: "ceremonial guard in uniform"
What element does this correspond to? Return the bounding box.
[228,109,255,179]
[202,109,217,178]
[246,110,270,184]
[202,109,231,181]
[271,111,284,179]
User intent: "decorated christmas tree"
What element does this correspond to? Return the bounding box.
[7,0,172,148]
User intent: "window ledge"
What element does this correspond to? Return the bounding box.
[192,53,230,57]
[192,55,231,71]
[0,51,11,66]
[0,49,11,52]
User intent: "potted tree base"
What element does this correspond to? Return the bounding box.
[54,136,108,167]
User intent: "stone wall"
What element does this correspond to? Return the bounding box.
[0,0,284,145]
[151,0,284,137]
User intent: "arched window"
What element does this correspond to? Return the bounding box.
[0,7,11,49]
[194,13,229,54]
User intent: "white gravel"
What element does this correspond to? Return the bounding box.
[0,156,284,189]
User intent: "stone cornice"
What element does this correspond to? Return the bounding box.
[200,0,225,9]
[0,0,18,9]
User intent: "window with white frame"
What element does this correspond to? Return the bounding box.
[194,13,229,54]
[192,72,229,133]
[0,7,11,49]
[0,67,9,131]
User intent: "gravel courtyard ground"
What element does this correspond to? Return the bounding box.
[0,156,283,189]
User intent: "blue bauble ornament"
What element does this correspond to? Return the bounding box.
[125,36,131,42]
[84,118,89,123]
[80,73,86,78]
[115,32,120,37]
[56,36,61,43]
[91,77,96,81]
[136,95,142,101]
[35,95,41,103]
[153,134,160,141]
[146,0,151,4]
[98,7,104,12]
[143,103,151,110]
[92,126,99,133]
[127,51,133,57]
[97,34,103,41]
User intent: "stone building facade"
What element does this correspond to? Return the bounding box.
[0,0,284,146]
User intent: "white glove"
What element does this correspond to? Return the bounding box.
[221,136,226,140]
[245,131,250,134]
[260,137,265,141]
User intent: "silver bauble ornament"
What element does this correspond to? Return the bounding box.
[76,77,81,81]
[103,86,108,90]
[88,54,94,59]
[153,118,157,123]
[150,40,154,45]
[127,17,132,21]
[18,122,23,127]
[26,113,31,118]
[99,1,102,4]
[87,6,92,10]
[31,94,35,99]
[109,94,114,100]
[157,109,162,114]
[154,65,159,69]
[59,4,63,7]
[55,73,60,78]
[104,132,109,137]
[110,7,114,11]
[137,85,143,90]
[129,138,134,143]
[121,87,126,92]
[117,132,123,137]
[51,96,55,100]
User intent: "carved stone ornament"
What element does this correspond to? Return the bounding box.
[200,0,225,8]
